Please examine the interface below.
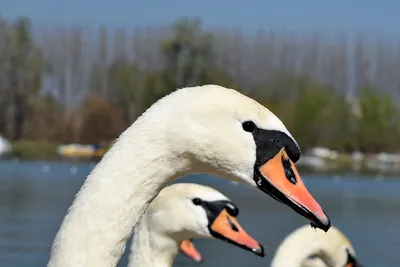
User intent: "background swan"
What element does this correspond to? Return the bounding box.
[271,224,362,267]
[48,85,330,267]
[181,224,362,267]
[128,183,265,267]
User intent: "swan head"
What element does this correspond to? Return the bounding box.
[275,225,362,267]
[324,227,362,267]
[342,248,363,267]
[179,239,203,263]
[146,183,266,257]
[151,85,330,231]
[302,226,363,267]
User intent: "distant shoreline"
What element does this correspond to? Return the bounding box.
[1,157,399,179]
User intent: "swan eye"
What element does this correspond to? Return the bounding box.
[192,198,202,205]
[242,121,255,132]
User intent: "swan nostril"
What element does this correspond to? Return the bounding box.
[227,216,239,232]
[282,156,297,184]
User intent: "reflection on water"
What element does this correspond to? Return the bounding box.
[0,160,398,267]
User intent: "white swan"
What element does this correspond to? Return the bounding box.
[127,183,265,267]
[183,225,362,267]
[271,225,362,267]
[48,84,330,267]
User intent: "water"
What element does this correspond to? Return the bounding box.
[0,160,398,267]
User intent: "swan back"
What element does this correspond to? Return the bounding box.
[271,225,360,267]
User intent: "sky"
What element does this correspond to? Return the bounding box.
[1,0,400,34]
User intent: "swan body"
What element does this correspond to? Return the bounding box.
[128,183,264,267]
[48,85,330,267]
[183,225,362,267]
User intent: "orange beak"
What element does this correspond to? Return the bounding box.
[209,209,265,257]
[180,239,203,263]
[256,147,330,232]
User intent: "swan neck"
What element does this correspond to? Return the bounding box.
[48,122,189,267]
[128,218,178,267]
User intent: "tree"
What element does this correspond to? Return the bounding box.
[256,73,351,150]
[79,95,126,144]
[141,17,235,110]
[107,60,143,124]
[7,18,44,139]
[356,85,400,152]
[160,17,215,88]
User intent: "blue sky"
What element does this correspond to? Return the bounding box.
[1,0,400,33]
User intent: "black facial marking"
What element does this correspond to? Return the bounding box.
[250,124,301,186]
[224,202,239,217]
[345,248,362,267]
[192,199,239,221]
[252,127,301,166]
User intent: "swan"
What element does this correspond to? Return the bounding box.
[127,183,265,267]
[271,225,362,267]
[181,224,362,267]
[48,84,330,267]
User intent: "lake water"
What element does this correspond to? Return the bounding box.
[0,160,398,267]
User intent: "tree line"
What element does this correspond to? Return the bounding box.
[1,16,400,153]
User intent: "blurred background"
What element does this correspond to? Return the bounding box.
[0,1,399,266]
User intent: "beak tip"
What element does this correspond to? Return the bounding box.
[252,243,266,257]
[321,211,331,232]
[310,211,331,232]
